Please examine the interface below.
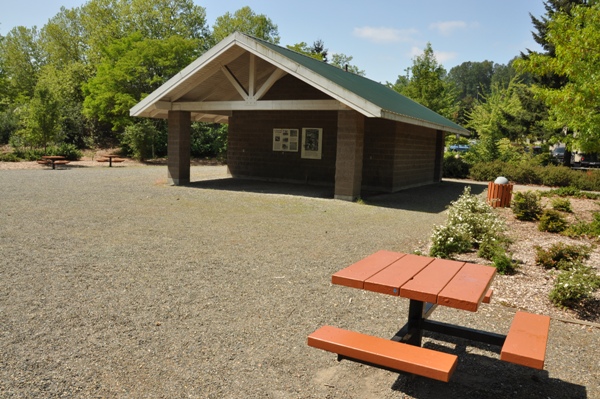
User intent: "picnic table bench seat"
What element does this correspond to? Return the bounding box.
[37,160,49,165]
[500,311,551,370]
[53,160,70,165]
[97,157,124,163]
[308,325,458,382]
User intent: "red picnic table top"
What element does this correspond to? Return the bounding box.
[331,250,496,312]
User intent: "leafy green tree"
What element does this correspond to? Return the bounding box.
[211,6,280,44]
[330,53,365,76]
[448,61,494,100]
[83,32,200,131]
[286,39,365,75]
[466,78,527,161]
[0,26,43,99]
[16,86,61,151]
[286,41,324,60]
[391,42,457,120]
[448,61,493,124]
[517,2,600,153]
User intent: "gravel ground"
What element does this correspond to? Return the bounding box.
[0,165,598,398]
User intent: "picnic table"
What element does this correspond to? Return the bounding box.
[97,154,124,167]
[38,156,69,170]
[308,251,551,382]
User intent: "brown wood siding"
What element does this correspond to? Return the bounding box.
[392,123,438,190]
[260,74,333,101]
[227,110,337,184]
[361,118,396,191]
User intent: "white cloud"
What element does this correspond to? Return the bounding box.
[434,51,458,63]
[429,20,468,36]
[353,26,418,43]
[408,46,458,64]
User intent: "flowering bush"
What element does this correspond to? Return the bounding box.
[549,264,600,307]
[429,187,509,261]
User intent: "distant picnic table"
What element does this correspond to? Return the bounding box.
[38,156,69,170]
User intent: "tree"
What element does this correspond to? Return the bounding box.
[16,85,61,151]
[516,2,600,152]
[83,32,200,131]
[466,78,527,161]
[330,53,365,76]
[286,41,324,60]
[0,26,43,99]
[211,6,280,44]
[448,61,494,100]
[391,43,457,120]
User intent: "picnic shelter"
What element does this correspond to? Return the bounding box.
[130,32,469,200]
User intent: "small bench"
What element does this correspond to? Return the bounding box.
[308,325,458,382]
[37,160,50,165]
[97,158,109,162]
[53,160,70,166]
[500,311,551,370]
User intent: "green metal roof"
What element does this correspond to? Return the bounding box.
[255,36,468,135]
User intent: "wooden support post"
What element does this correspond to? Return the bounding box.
[334,110,364,201]
[167,111,191,185]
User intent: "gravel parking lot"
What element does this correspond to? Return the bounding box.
[0,165,598,398]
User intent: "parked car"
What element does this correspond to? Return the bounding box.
[448,144,470,153]
[551,146,566,164]
[578,153,600,168]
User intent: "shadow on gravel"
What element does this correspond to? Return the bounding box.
[389,334,587,399]
[362,180,487,213]
[185,178,335,199]
[186,177,488,213]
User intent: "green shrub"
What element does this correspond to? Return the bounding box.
[551,197,572,213]
[541,165,573,187]
[505,162,542,185]
[429,187,507,259]
[543,186,600,200]
[468,161,600,192]
[563,212,600,238]
[0,152,20,162]
[442,153,470,178]
[10,144,82,161]
[468,160,507,182]
[535,243,591,270]
[546,186,582,197]
[477,237,505,260]
[549,264,600,307]
[511,191,543,221]
[54,143,82,161]
[577,169,600,191]
[538,209,568,233]
[493,253,518,275]
[121,121,166,161]
[191,122,228,159]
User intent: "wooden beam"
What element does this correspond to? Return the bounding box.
[170,99,347,111]
[221,65,248,99]
[254,68,287,100]
[249,54,255,98]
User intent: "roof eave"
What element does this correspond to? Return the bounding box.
[130,33,243,117]
[381,110,470,136]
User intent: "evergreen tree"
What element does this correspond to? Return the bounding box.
[392,43,457,121]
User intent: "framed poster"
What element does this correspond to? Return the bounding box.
[273,129,299,152]
[301,128,322,159]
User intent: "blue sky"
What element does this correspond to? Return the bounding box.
[1,0,547,83]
